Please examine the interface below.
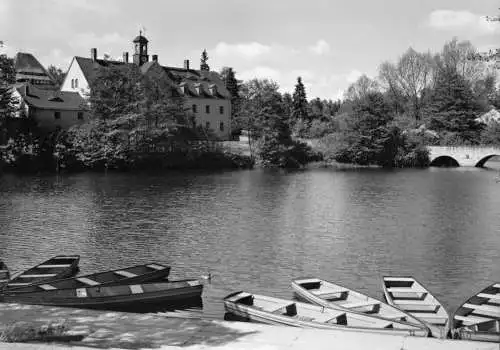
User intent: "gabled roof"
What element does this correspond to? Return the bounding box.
[14,52,56,89]
[74,56,230,99]
[16,83,86,111]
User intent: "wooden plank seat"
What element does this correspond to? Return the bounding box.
[394,302,440,313]
[270,302,297,314]
[38,284,57,291]
[147,264,165,270]
[454,315,494,326]
[37,264,71,268]
[311,288,349,300]
[114,270,138,278]
[18,274,58,278]
[493,284,500,289]
[342,300,380,309]
[76,277,100,286]
[7,282,31,286]
[393,298,434,305]
[478,293,500,301]
[384,277,415,282]
[386,287,426,293]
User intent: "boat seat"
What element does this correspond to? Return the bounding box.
[18,274,58,278]
[38,284,57,291]
[147,264,165,270]
[493,284,500,289]
[38,264,71,268]
[130,285,144,294]
[7,282,31,286]
[311,289,349,300]
[114,270,138,278]
[394,303,440,313]
[478,293,500,301]
[386,287,426,293]
[384,277,415,282]
[454,315,494,326]
[463,303,500,317]
[342,300,380,309]
[76,277,100,286]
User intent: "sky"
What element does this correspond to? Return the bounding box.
[1,0,500,100]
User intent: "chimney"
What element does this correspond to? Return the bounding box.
[123,52,129,63]
[184,59,190,70]
[91,48,97,61]
[152,54,158,62]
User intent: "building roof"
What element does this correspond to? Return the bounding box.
[16,83,86,111]
[74,56,230,99]
[14,52,56,89]
[133,35,148,43]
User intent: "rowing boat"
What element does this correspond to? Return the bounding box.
[292,277,428,332]
[0,279,203,310]
[4,263,171,293]
[382,276,449,338]
[452,282,500,342]
[224,291,429,337]
[2,255,80,290]
[0,260,9,286]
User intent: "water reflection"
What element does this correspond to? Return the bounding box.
[1,167,500,318]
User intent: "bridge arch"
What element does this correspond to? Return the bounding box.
[475,154,500,167]
[429,156,460,167]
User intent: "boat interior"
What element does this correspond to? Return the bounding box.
[233,293,402,329]
[8,263,170,293]
[454,283,500,328]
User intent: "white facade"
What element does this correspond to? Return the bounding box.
[60,58,90,97]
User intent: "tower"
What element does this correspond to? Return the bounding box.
[132,31,149,66]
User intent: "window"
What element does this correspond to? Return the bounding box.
[71,79,74,88]
[77,112,84,120]
[192,104,197,113]
[54,111,61,120]
[219,106,224,114]
[205,121,210,129]
[219,121,224,131]
[205,105,210,114]
[75,78,78,88]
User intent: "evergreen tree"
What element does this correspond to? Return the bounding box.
[200,49,210,71]
[220,67,241,120]
[425,66,483,144]
[0,54,17,143]
[291,76,308,121]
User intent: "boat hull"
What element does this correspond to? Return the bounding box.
[291,278,428,332]
[224,292,428,337]
[1,281,203,311]
[3,255,80,290]
[382,276,450,339]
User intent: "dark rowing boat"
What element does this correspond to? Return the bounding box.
[0,279,203,310]
[2,255,80,290]
[4,263,171,293]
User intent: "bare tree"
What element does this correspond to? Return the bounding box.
[345,74,380,101]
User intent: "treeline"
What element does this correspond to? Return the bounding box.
[231,38,500,167]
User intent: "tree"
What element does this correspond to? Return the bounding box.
[0,54,18,143]
[291,76,308,121]
[345,74,379,101]
[200,49,210,71]
[424,66,483,144]
[378,48,434,119]
[47,65,66,88]
[220,67,241,122]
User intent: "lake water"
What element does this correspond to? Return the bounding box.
[1,165,500,318]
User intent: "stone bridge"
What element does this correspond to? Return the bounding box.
[428,146,500,167]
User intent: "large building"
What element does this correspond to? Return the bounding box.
[11,53,87,131]
[61,34,232,140]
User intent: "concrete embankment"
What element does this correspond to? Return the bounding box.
[0,303,498,350]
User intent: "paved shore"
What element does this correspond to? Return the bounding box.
[0,303,498,350]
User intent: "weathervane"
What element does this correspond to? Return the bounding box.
[139,25,147,37]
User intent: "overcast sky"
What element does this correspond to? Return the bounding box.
[1,0,500,99]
